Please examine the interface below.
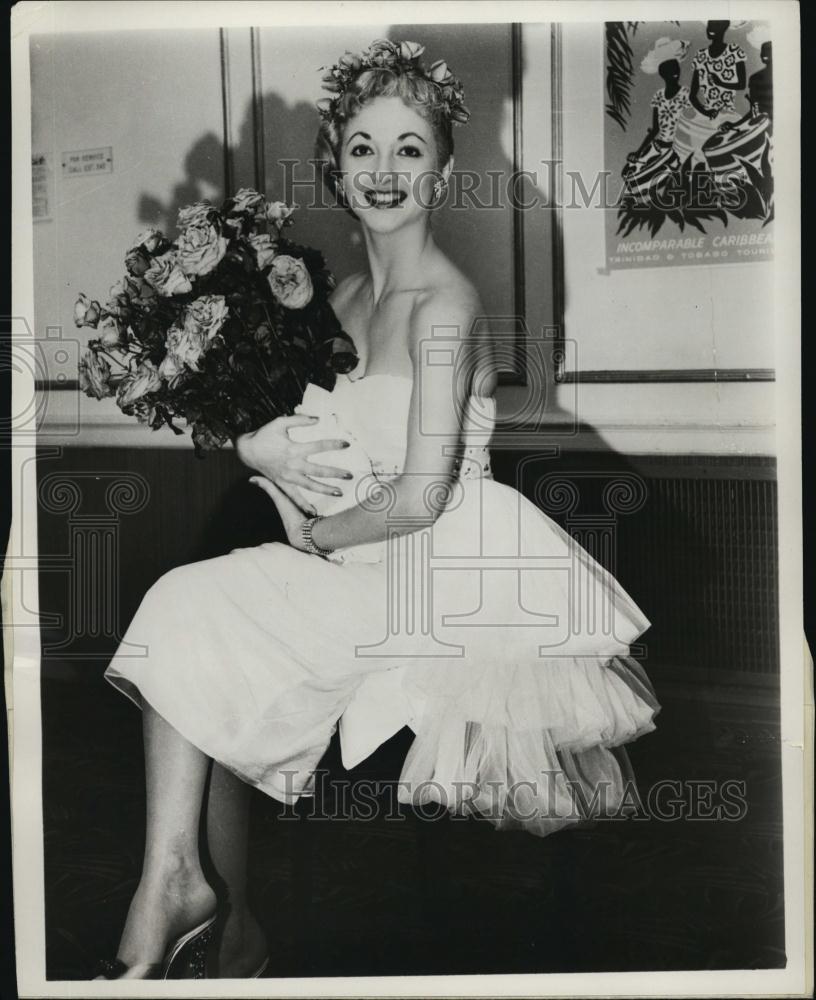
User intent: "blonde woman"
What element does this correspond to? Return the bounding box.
[98,39,659,980]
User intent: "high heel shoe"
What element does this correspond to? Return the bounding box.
[92,913,217,980]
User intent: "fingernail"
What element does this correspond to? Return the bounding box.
[342,441,351,448]
[343,472,353,480]
[332,489,343,497]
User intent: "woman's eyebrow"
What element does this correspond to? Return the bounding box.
[398,132,426,143]
[345,131,371,146]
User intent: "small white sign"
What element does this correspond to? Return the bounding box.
[61,146,113,178]
[32,152,51,220]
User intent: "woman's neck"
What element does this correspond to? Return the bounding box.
[360,221,437,304]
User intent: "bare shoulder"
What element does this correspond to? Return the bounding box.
[408,268,496,395]
[408,268,484,342]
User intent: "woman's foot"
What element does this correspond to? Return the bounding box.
[209,905,268,978]
[111,864,217,975]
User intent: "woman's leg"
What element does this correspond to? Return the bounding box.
[204,764,268,976]
[114,702,217,966]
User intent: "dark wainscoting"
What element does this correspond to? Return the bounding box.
[35,446,778,686]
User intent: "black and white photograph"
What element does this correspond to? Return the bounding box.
[5,1,809,997]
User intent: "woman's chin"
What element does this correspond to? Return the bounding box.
[355,204,423,233]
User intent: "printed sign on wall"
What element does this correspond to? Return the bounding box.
[61,147,114,178]
[604,20,773,270]
[32,153,51,221]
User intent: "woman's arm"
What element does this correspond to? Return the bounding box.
[310,291,476,552]
[629,109,659,159]
[689,68,714,117]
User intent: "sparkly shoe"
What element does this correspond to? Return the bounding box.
[93,913,216,980]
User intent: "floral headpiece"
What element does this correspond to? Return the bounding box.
[317,39,470,126]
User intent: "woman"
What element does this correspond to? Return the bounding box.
[98,39,660,980]
[702,38,772,187]
[674,21,745,167]
[689,20,747,120]
[622,38,690,203]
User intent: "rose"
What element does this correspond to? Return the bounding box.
[338,51,363,73]
[125,246,151,276]
[163,324,206,374]
[106,278,134,317]
[126,228,166,274]
[267,255,313,309]
[366,39,398,67]
[429,60,453,86]
[107,274,155,314]
[132,228,165,254]
[265,201,295,229]
[158,350,185,385]
[78,349,113,398]
[176,220,228,277]
[320,71,343,93]
[117,360,162,409]
[73,293,102,328]
[144,252,193,296]
[160,294,229,377]
[399,41,425,61]
[230,188,266,216]
[177,201,214,230]
[98,317,125,349]
[184,294,229,342]
[249,233,277,269]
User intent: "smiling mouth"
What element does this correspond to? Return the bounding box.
[362,190,407,209]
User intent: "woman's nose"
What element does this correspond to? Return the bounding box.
[373,155,399,188]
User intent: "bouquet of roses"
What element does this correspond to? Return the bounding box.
[75,188,358,455]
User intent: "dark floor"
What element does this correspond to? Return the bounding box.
[41,666,785,980]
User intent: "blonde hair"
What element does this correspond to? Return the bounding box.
[314,64,455,213]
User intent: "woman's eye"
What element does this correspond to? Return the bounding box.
[398,145,422,157]
[350,144,373,157]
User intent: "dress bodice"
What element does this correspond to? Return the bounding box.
[294,372,495,485]
[290,372,495,563]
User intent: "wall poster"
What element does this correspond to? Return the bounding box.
[604,19,773,270]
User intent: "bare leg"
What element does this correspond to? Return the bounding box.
[205,764,268,976]
[114,702,217,967]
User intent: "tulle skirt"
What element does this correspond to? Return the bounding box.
[105,474,660,838]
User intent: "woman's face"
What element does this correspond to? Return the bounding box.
[659,59,680,84]
[338,96,451,234]
[706,20,729,41]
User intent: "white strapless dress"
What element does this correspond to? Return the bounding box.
[105,373,660,837]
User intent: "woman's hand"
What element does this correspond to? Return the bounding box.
[236,415,352,516]
[249,476,310,551]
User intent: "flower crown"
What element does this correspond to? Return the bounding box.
[317,39,470,127]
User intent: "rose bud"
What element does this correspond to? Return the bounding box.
[265,201,295,230]
[132,228,165,254]
[399,41,425,61]
[73,293,102,328]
